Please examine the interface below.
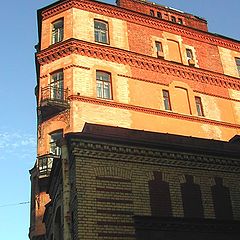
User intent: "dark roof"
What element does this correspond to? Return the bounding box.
[65,123,240,158]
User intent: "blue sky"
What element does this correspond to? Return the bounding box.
[0,0,239,239]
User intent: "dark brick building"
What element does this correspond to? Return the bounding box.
[29,0,240,239]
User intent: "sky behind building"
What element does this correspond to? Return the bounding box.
[0,0,239,239]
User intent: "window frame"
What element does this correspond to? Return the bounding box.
[49,129,63,156]
[96,70,113,100]
[235,57,240,76]
[50,69,64,100]
[171,16,176,23]
[150,10,155,17]
[157,12,162,19]
[162,90,172,111]
[195,96,204,117]
[155,41,164,58]
[94,19,109,44]
[51,18,64,45]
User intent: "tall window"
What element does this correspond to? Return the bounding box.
[96,71,112,99]
[94,20,109,44]
[52,19,64,44]
[155,41,164,58]
[195,96,204,116]
[171,16,176,23]
[50,130,63,156]
[150,10,154,16]
[235,58,240,76]
[157,12,162,19]
[50,70,64,100]
[162,90,171,111]
[186,49,195,65]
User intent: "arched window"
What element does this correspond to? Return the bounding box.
[211,177,233,220]
[181,175,204,218]
[52,19,64,44]
[96,71,112,99]
[94,20,109,44]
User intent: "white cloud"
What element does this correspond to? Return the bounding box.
[0,129,36,161]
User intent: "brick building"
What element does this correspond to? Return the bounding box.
[29,0,240,239]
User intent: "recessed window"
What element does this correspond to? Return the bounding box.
[94,20,109,44]
[178,18,183,24]
[50,70,64,100]
[155,41,164,58]
[163,90,171,111]
[50,130,63,156]
[235,58,240,76]
[186,49,195,66]
[96,71,112,99]
[150,10,154,16]
[195,97,204,116]
[157,12,162,19]
[171,16,176,23]
[52,19,64,44]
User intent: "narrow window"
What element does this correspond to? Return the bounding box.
[50,130,63,156]
[157,12,162,19]
[155,41,164,58]
[163,90,171,111]
[96,71,112,99]
[171,16,176,23]
[186,49,195,65]
[178,18,183,24]
[52,19,64,44]
[235,58,240,76]
[150,10,154,16]
[195,96,204,116]
[94,20,109,44]
[50,70,64,100]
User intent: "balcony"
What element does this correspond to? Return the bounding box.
[37,153,60,178]
[39,84,69,121]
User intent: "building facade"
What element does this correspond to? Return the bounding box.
[29,0,240,239]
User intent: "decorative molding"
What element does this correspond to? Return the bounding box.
[94,166,132,179]
[41,0,240,52]
[37,39,240,91]
[72,140,240,172]
[68,94,240,130]
[63,64,90,70]
[194,90,240,103]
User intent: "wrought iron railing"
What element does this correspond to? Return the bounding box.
[41,84,68,102]
[37,154,60,178]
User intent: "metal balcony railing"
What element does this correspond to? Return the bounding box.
[39,84,69,121]
[41,84,68,102]
[37,153,60,178]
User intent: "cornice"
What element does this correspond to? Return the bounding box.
[40,0,240,51]
[69,95,240,130]
[37,39,240,91]
[71,140,240,172]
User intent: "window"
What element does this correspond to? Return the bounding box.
[157,12,162,19]
[235,58,240,76]
[155,41,164,58]
[94,20,109,44]
[96,71,112,99]
[50,70,64,100]
[195,97,204,116]
[178,18,183,24]
[171,16,176,23]
[186,49,195,65]
[162,90,171,110]
[150,10,154,16]
[50,130,63,156]
[52,19,64,44]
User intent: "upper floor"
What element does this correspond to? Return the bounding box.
[36,0,240,78]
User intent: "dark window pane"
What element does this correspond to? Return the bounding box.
[171,16,176,22]
[195,97,204,116]
[157,12,162,19]
[163,90,171,110]
[235,58,240,76]
[150,10,154,16]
